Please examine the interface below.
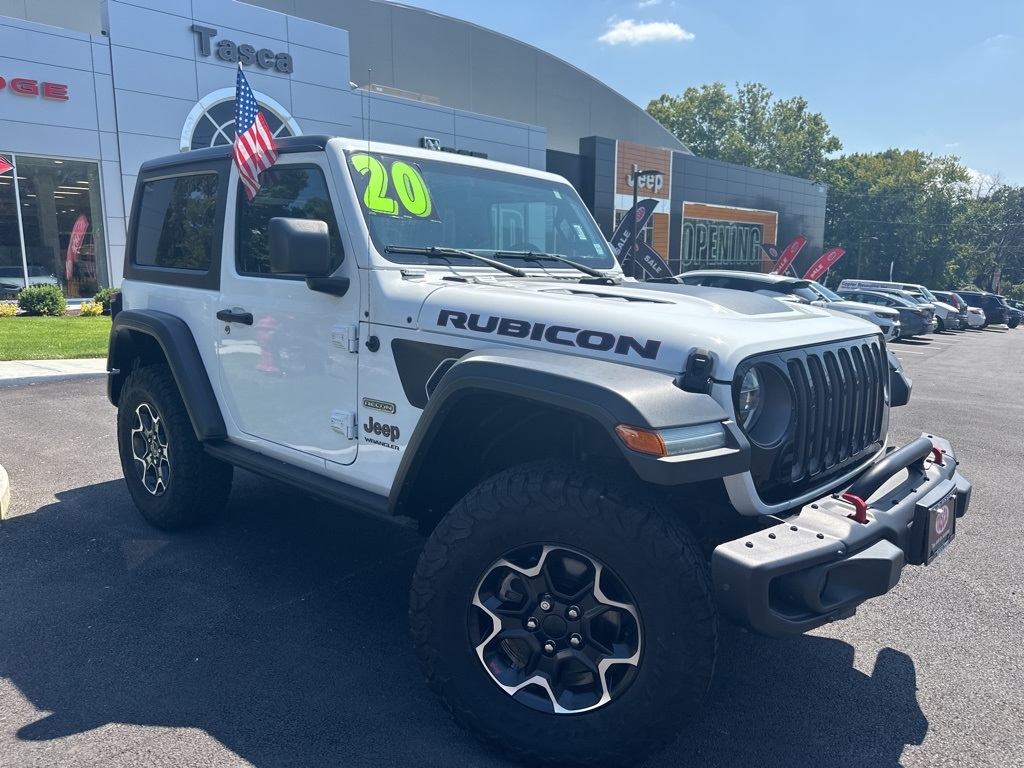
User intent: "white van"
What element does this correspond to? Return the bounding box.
[837,279,961,331]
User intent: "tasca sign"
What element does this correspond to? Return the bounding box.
[192,25,294,73]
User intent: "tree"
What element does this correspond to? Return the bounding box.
[647,82,842,179]
[948,184,1024,292]
[823,150,970,286]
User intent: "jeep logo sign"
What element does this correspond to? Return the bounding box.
[625,171,664,194]
[192,25,294,73]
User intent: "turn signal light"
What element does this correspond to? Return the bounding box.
[615,425,666,457]
[615,423,729,457]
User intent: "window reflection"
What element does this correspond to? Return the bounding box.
[0,154,108,299]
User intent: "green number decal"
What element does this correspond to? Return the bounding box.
[350,154,398,215]
[349,153,435,219]
[392,161,432,217]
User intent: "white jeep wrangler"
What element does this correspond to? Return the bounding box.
[108,136,971,766]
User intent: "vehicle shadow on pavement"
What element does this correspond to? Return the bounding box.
[891,337,932,346]
[658,630,926,767]
[0,473,925,768]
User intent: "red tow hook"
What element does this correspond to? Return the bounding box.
[930,446,944,466]
[842,493,869,524]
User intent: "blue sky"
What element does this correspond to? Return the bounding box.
[401,1,1024,185]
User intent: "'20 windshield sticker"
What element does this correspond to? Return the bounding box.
[348,153,439,221]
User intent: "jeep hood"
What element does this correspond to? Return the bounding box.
[408,277,880,378]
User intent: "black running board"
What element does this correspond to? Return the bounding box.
[204,441,413,528]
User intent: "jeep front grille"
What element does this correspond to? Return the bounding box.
[738,337,889,504]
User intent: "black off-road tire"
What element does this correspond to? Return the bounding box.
[117,364,232,530]
[410,462,717,767]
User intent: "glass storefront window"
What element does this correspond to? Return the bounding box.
[0,154,22,298]
[0,153,108,299]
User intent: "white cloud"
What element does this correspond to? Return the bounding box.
[638,0,662,7]
[599,19,695,46]
[944,142,961,148]
[965,167,996,191]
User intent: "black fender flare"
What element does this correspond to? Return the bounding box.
[389,347,748,517]
[107,309,227,441]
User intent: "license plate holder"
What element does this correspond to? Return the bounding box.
[924,491,956,564]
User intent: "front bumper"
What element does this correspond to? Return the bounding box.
[712,433,970,637]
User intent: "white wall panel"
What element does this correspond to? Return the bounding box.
[93,72,116,132]
[287,13,345,52]
[110,45,197,100]
[106,2,195,59]
[192,0,288,42]
[99,130,119,162]
[0,120,101,159]
[115,0,190,18]
[116,132,178,176]
[0,20,92,69]
[285,43,347,87]
[290,80,352,125]
[91,41,112,75]
[101,159,124,219]
[114,90,196,140]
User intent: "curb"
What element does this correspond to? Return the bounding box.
[0,371,106,388]
[0,464,9,520]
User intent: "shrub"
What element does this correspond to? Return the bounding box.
[80,301,103,316]
[0,301,18,317]
[18,285,67,316]
[92,286,119,314]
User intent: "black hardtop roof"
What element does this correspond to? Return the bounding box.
[138,135,333,173]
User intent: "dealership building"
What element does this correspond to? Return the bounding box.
[0,0,826,298]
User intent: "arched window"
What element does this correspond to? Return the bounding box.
[180,88,300,151]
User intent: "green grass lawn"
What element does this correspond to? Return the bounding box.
[0,316,111,361]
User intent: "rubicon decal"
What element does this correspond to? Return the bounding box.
[437,310,662,360]
[362,397,396,414]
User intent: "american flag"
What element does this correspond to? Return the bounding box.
[233,64,279,200]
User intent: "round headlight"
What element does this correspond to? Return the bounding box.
[737,368,763,430]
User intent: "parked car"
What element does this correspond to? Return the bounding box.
[838,290,936,337]
[675,270,902,340]
[962,306,987,329]
[838,279,960,332]
[0,265,61,298]
[929,291,971,330]
[954,291,1018,328]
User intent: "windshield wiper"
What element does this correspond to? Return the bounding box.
[384,246,527,278]
[492,250,610,279]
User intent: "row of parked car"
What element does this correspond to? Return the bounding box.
[674,272,1022,340]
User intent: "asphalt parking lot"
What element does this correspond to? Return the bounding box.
[1,326,1022,768]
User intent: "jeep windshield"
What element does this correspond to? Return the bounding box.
[345,151,617,272]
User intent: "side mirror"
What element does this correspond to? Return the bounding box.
[269,217,332,276]
[268,217,349,297]
[811,300,828,307]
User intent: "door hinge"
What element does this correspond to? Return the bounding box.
[331,325,359,353]
[330,410,357,439]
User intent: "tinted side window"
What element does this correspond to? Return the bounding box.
[236,166,342,276]
[134,173,219,271]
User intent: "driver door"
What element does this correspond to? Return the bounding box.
[215,158,360,468]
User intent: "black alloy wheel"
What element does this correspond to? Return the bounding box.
[410,462,717,767]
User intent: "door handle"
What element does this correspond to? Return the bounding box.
[217,308,254,326]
